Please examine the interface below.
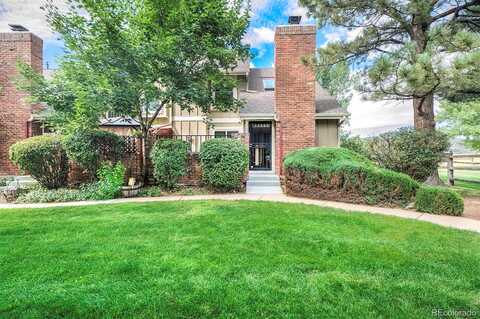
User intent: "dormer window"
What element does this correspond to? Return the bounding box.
[263,78,275,91]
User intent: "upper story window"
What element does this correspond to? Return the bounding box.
[263,78,275,91]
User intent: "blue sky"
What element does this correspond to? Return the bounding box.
[0,0,414,134]
[0,0,340,69]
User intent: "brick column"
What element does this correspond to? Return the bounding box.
[0,32,43,175]
[274,25,316,175]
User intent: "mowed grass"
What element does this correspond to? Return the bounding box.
[1,200,479,319]
[439,168,480,197]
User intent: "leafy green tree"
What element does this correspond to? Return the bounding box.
[16,61,110,133]
[18,0,249,182]
[300,0,480,130]
[316,61,352,109]
[438,99,480,151]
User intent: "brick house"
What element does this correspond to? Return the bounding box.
[0,31,44,176]
[0,19,347,177]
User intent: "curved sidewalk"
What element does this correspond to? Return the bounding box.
[1,193,479,233]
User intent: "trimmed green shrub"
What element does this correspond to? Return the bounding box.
[284,147,419,206]
[340,133,369,158]
[95,162,125,200]
[367,128,450,182]
[415,186,464,216]
[9,135,69,189]
[200,138,248,191]
[63,129,124,178]
[150,139,190,189]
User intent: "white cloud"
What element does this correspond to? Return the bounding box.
[242,26,275,47]
[251,0,270,14]
[346,27,363,41]
[320,31,343,48]
[347,91,414,136]
[0,0,68,40]
[325,32,342,43]
[284,0,314,24]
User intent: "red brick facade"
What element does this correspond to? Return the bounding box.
[0,32,43,175]
[274,25,316,175]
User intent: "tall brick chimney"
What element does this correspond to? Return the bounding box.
[0,32,43,175]
[274,24,316,175]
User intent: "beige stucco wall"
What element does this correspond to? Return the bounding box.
[315,119,339,147]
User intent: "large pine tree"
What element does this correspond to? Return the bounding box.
[300,0,480,130]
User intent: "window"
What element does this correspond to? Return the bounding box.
[263,78,275,91]
[214,131,239,138]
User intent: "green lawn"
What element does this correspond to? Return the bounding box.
[439,169,480,197]
[1,200,479,318]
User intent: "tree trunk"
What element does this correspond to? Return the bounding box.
[413,93,443,185]
[425,169,444,186]
[411,21,443,185]
[413,93,436,130]
[141,129,149,185]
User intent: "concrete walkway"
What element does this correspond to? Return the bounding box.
[1,194,479,233]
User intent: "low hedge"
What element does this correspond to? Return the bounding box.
[16,185,97,203]
[284,147,419,207]
[415,186,464,216]
[150,139,190,189]
[200,138,248,191]
[16,163,126,204]
[9,135,69,189]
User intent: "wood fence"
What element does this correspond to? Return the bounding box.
[441,152,480,186]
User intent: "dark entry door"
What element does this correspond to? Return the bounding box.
[249,122,272,170]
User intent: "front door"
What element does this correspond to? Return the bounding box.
[249,121,272,170]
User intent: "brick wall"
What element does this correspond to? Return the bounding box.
[274,25,316,175]
[0,32,43,175]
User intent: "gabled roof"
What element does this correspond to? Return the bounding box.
[315,84,348,118]
[239,90,275,117]
[239,67,348,118]
[228,58,250,75]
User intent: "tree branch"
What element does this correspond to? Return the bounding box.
[431,0,480,22]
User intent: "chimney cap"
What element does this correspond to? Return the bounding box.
[288,16,302,25]
[8,24,29,32]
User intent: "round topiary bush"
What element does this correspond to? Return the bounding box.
[367,128,450,182]
[415,186,464,216]
[63,129,124,178]
[200,138,248,191]
[284,147,419,207]
[150,139,190,189]
[9,135,69,189]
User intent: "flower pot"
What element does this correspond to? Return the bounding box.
[121,182,143,198]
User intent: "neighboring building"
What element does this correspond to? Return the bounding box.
[0,30,43,175]
[0,19,347,176]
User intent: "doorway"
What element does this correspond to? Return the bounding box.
[248,121,272,170]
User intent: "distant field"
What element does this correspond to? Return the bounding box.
[439,168,480,182]
[439,168,480,197]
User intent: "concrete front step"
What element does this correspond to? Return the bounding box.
[247,180,280,187]
[246,186,283,194]
[246,171,283,194]
[247,175,279,181]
